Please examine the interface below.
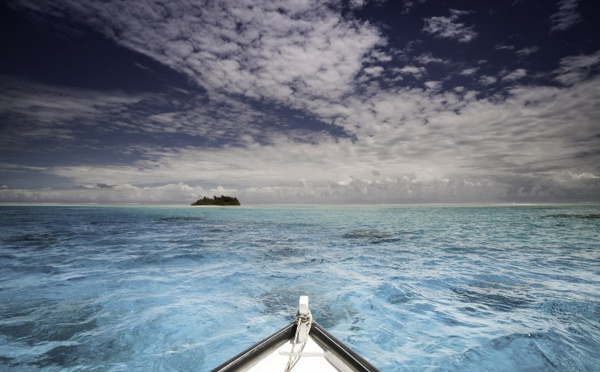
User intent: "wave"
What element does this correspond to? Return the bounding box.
[545,213,600,219]
[451,285,534,312]
[441,329,591,371]
[341,229,405,244]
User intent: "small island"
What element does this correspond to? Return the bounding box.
[191,195,241,206]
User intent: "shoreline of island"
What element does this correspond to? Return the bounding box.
[191,195,241,206]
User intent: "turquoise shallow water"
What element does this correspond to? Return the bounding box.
[0,204,599,371]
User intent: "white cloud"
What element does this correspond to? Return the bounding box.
[502,68,527,81]
[495,43,514,51]
[364,66,385,77]
[0,76,281,150]
[551,171,600,195]
[550,0,581,32]
[553,50,600,85]
[0,76,144,147]
[460,67,479,76]
[423,9,477,43]
[401,0,427,15]
[366,49,393,63]
[0,77,141,124]
[349,0,366,9]
[395,65,426,78]
[424,81,442,90]
[479,75,497,85]
[569,172,599,180]
[0,183,211,204]
[415,52,445,64]
[12,0,383,109]
[516,46,539,57]
[0,163,48,172]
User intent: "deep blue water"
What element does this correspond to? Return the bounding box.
[1,204,599,371]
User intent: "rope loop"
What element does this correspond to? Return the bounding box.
[284,310,313,372]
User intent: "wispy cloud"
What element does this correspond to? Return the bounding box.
[460,67,479,76]
[423,9,477,43]
[0,76,143,148]
[479,75,497,85]
[13,0,383,111]
[495,43,514,51]
[424,81,442,90]
[363,66,385,77]
[496,44,539,58]
[400,0,426,14]
[502,68,527,81]
[550,0,581,32]
[415,52,445,64]
[394,65,426,78]
[2,68,338,151]
[516,46,540,57]
[553,50,600,85]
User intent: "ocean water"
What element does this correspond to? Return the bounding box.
[0,204,599,371]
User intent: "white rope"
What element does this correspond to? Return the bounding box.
[284,310,313,372]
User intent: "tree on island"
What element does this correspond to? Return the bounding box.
[191,195,241,206]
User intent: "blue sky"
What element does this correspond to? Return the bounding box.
[1,0,599,204]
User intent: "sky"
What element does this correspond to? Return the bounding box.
[1,0,599,204]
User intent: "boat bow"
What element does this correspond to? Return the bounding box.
[212,296,378,372]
